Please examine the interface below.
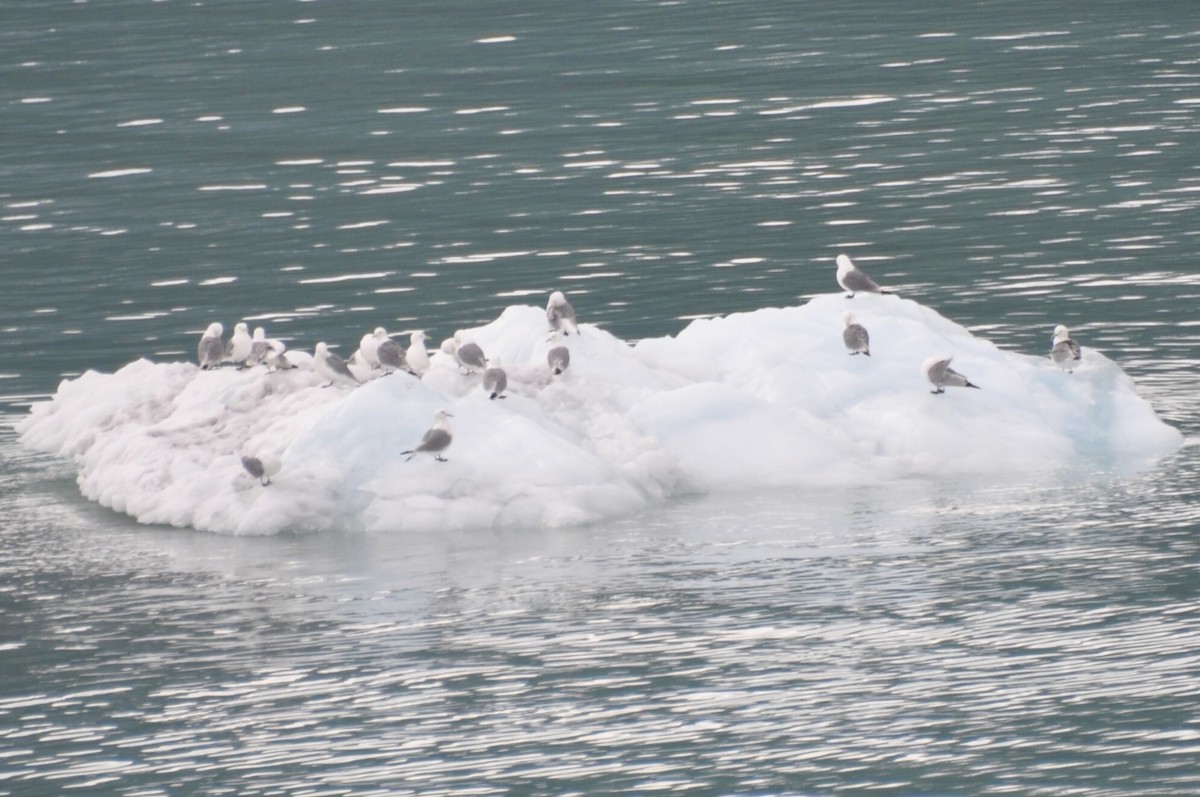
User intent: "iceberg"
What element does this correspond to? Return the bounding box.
[17,295,1183,535]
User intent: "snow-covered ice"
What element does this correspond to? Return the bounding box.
[17,295,1182,535]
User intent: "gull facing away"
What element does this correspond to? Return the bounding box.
[453,330,487,373]
[1050,325,1082,372]
[241,453,280,486]
[248,327,271,366]
[547,331,570,375]
[376,331,408,374]
[842,313,870,356]
[406,331,431,375]
[198,322,225,369]
[546,290,580,336]
[923,355,980,395]
[836,254,892,298]
[225,322,253,366]
[313,342,361,388]
[402,409,453,462]
[483,366,508,399]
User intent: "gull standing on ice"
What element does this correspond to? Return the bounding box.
[359,327,385,369]
[453,330,488,373]
[406,331,431,375]
[375,329,408,374]
[842,313,870,356]
[483,365,508,399]
[241,452,280,486]
[265,338,293,371]
[225,322,253,367]
[923,355,980,394]
[546,290,580,335]
[198,322,225,369]
[1050,324,1082,372]
[402,409,453,462]
[248,327,271,367]
[836,254,892,298]
[547,330,570,375]
[313,342,361,388]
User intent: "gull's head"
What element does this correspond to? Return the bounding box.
[835,254,855,277]
[252,327,266,341]
[373,327,389,339]
[205,322,224,337]
[548,290,566,306]
[843,312,856,327]
[315,341,329,357]
[440,337,457,355]
[235,322,249,335]
[434,409,454,423]
[1053,324,1070,340]
[411,330,426,345]
[453,329,473,344]
[547,330,565,345]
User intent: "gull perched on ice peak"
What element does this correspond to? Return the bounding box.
[402,409,453,462]
[198,322,225,369]
[313,342,361,388]
[452,330,488,374]
[547,330,570,375]
[406,331,431,375]
[836,254,892,299]
[842,313,870,356]
[1050,324,1082,372]
[546,290,580,335]
[923,355,980,395]
[225,322,253,367]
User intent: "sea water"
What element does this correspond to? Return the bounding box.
[3,1,1200,794]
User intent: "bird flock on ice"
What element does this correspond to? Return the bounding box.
[197,256,1082,486]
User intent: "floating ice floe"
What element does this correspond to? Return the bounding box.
[17,295,1182,535]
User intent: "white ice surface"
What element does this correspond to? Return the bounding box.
[18,295,1183,534]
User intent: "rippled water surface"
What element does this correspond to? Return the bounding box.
[4,1,1200,794]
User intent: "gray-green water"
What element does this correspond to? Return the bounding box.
[3,1,1200,794]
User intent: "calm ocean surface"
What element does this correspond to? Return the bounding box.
[3,1,1200,794]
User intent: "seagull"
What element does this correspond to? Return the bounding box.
[547,290,580,335]
[1050,325,1082,372]
[836,254,892,298]
[265,338,294,371]
[375,331,408,374]
[547,331,570,375]
[313,342,361,388]
[241,453,280,486]
[453,330,487,373]
[198,322,225,369]
[483,366,508,399]
[402,409,453,462]
[923,355,980,394]
[247,327,272,366]
[359,327,385,370]
[842,313,870,356]
[406,331,431,375]
[225,322,253,367]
